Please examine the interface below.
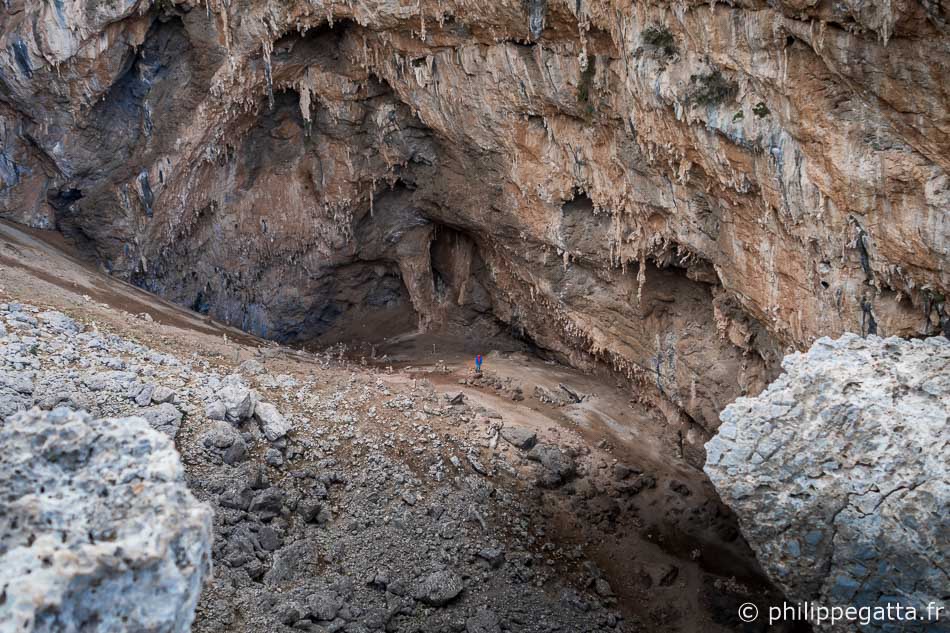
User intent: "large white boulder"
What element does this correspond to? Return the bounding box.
[705,334,949,632]
[0,407,213,633]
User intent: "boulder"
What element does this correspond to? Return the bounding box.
[0,408,212,633]
[200,420,248,464]
[150,385,176,404]
[254,401,291,441]
[705,334,950,632]
[218,384,257,423]
[500,426,537,450]
[205,400,227,421]
[138,402,183,438]
[527,444,576,487]
[307,590,344,622]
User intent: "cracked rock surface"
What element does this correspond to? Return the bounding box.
[0,407,213,633]
[705,333,950,632]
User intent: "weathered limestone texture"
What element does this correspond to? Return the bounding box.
[0,407,213,633]
[706,334,950,632]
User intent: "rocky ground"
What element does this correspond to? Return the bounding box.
[0,225,799,632]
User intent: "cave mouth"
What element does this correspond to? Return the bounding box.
[297,261,420,352]
[297,221,538,364]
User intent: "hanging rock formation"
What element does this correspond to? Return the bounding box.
[1,0,949,444]
[0,407,213,633]
[706,334,950,632]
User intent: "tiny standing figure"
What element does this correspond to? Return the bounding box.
[475,354,483,374]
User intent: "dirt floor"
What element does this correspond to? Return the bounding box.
[0,219,803,632]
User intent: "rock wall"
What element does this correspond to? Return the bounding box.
[705,334,949,632]
[0,407,213,633]
[2,0,949,435]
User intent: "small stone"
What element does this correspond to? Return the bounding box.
[466,607,502,633]
[477,547,505,568]
[238,358,266,375]
[414,569,464,606]
[467,452,488,475]
[134,383,156,407]
[594,578,614,597]
[265,447,284,466]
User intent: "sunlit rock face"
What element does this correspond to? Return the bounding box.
[1,0,948,442]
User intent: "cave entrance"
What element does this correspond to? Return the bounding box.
[335,222,536,365]
[299,261,419,352]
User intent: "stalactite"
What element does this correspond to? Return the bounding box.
[262,38,274,110]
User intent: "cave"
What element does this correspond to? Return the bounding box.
[1,2,946,633]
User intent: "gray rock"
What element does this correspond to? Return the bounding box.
[0,370,35,396]
[205,400,227,421]
[275,601,306,625]
[414,569,464,606]
[201,420,248,464]
[139,403,183,438]
[238,358,266,375]
[466,607,501,633]
[258,526,282,551]
[705,334,950,632]
[37,310,81,333]
[133,382,156,406]
[254,401,291,441]
[83,370,135,392]
[527,444,576,487]
[0,370,33,420]
[151,385,176,404]
[265,447,284,466]
[250,488,285,520]
[0,407,212,633]
[477,547,505,568]
[500,426,537,450]
[307,591,344,622]
[218,384,257,423]
[467,452,488,475]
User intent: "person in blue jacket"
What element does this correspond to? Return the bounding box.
[475,354,483,374]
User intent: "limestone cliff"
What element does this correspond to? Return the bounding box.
[2,0,948,442]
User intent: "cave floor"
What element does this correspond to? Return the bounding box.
[0,219,798,632]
